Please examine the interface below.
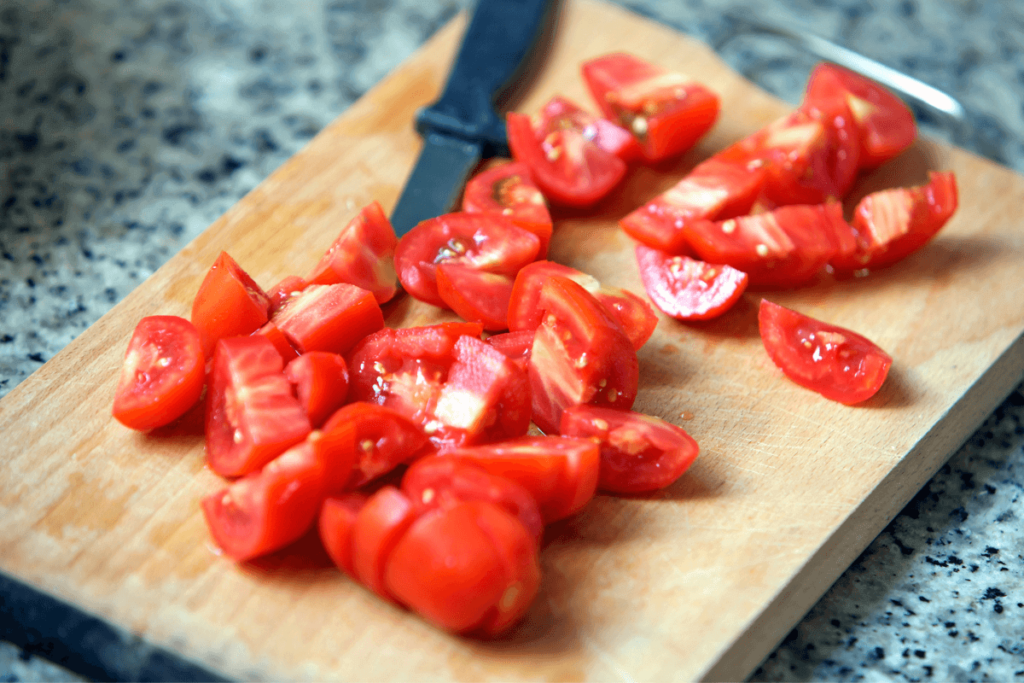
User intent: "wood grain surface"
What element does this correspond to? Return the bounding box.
[2,1,1024,680]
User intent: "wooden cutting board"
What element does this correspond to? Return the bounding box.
[2,0,1023,680]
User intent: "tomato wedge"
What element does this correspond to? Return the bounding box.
[436,263,516,332]
[319,493,369,578]
[306,200,400,304]
[535,95,642,162]
[350,485,419,601]
[462,162,553,258]
[191,251,271,359]
[384,500,540,635]
[266,275,307,316]
[402,455,544,544]
[447,436,600,523]
[758,299,893,404]
[506,111,627,208]
[284,351,350,427]
[582,52,720,162]
[394,212,540,308]
[272,283,385,356]
[560,405,699,494]
[201,441,325,561]
[832,171,958,272]
[112,316,205,431]
[254,321,300,363]
[804,63,916,168]
[635,246,748,320]
[205,335,311,477]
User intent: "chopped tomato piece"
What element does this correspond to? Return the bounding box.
[384,500,540,635]
[205,335,311,477]
[307,201,400,304]
[447,436,600,523]
[436,263,516,332]
[560,405,699,494]
[112,315,205,431]
[758,299,893,404]
[284,351,350,427]
[485,330,533,368]
[526,276,639,433]
[462,162,553,258]
[266,275,307,316]
[535,95,642,162]
[191,251,271,359]
[350,485,419,601]
[402,455,544,544]
[317,402,429,490]
[832,171,958,272]
[635,246,748,320]
[804,63,916,168]
[202,441,325,561]
[506,111,627,208]
[591,287,658,350]
[253,321,300,363]
[319,493,369,578]
[272,283,385,356]
[394,212,540,308]
[582,52,720,162]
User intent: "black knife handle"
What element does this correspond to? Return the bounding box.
[417,0,559,158]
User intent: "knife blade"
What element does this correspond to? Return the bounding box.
[389,0,561,236]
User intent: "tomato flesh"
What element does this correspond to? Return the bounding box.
[205,335,312,477]
[319,493,369,578]
[351,485,419,601]
[560,405,699,493]
[272,283,384,356]
[284,351,350,427]
[462,162,553,258]
[191,251,271,359]
[436,263,516,332]
[635,245,748,320]
[536,95,643,162]
[112,315,205,431]
[758,299,893,404]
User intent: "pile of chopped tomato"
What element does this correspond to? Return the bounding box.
[111,54,959,638]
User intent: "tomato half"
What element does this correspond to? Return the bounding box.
[284,351,350,427]
[384,500,540,635]
[559,405,699,494]
[394,212,540,308]
[758,299,893,404]
[462,162,553,258]
[447,436,600,523]
[191,251,271,359]
[804,63,916,168]
[635,245,748,321]
[112,316,205,431]
[832,171,958,272]
[402,455,544,544]
[205,335,311,477]
[582,52,720,162]
[272,283,385,356]
[506,111,627,208]
[307,200,400,304]
[202,441,325,561]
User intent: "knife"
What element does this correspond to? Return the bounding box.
[389,0,561,237]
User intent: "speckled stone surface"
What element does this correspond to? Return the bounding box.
[1,0,1022,680]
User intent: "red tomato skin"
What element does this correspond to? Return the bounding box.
[620,157,766,253]
[527,277,639,434]
[560,405,699,494]
[582,52,720,162]
[833,171,958,272]
[318,402,429,490]
[191,252,271,359]
[485,330,533,366]
[804,63,916,168]
[254,321,300,363]
[401,455,544,544]
[112,316,205,431]
[306,201,400,304]
[384,501,539,635]
[758,299,893,404]
[462,162,553,258]
[395,212,540,308]
[506,111,627,208]
[205,335,312,478]
[351,485,419,601]
[284,351,350,427]
[436,263,516,332]
[272,283,385,356]
[266,275,308,316]
[447,436,601,523]
[319,493,369,578]
[202,441,325,561]
[635,246,748,321]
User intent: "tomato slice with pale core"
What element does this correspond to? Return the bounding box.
[758,299,893,404]
[112,316,205,431]
[635,245,748,320]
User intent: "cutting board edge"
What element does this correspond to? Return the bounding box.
[698,327,1024,682]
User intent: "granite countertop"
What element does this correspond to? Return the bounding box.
[1,0,1022,680]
